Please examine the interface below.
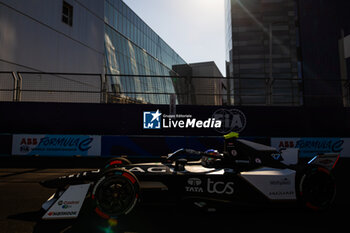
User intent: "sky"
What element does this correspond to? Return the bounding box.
[122,0,226,76]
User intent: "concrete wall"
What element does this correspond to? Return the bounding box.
[0,0,104,73]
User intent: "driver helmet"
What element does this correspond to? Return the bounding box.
[205,149,220,157]
[201,149,220,167]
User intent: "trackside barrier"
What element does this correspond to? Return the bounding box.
[6,134,350,159]
[8,134,268,158]
[11,134,101,157]
[0,71,18,101]
[0,71,348,107]
[271,137,350,158]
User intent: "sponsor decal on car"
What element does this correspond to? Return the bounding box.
[271,153,282,160]
[207,178,234,195]
[269,191,295,196]
[185,178,204,193]
[47,211,78,216]
[185,178,234,194]
[255,158,262,164]
[127,166,167,173]
[43,184,90,220]
[270,178,291,186]
[187,178,202,186]
[58,200,80,205]
[57,200,80,209]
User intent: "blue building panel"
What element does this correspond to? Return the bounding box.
[103,0,187,104]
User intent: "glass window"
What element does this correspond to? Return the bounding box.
[127,7,132,21]
[113,0,119,8]
[132,12,136,25]
[122,15,127,35]
[108,3,113,26]
[137,28,141,45]
[126,20,130,38]
[129,79,136,99]
[122,2,127,16]
[120,1,124,15]
[104,0,108,22]
[121,38,127,56]
[116,33,121,52]
[117,0,122,11]
[147,27,151,38]
[111,27,117,48]
[118,52,124,73]
[128,20,132,39]
[131,24,135,42]
[134,47,138,62]
[62,1,73,26]
[141,22,145,33]
[134,28,138,45]
[118,11,122,32]
[137,17,141,30]
[113,8,118,29]
[125,55,131,74]
[147,38,151,52]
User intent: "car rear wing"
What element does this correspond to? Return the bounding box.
[308,153,340,171]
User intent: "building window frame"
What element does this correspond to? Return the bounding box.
[62,1,73,26]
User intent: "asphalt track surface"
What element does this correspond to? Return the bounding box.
[1,168,350,233]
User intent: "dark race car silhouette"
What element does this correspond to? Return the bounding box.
[40,132,339,220]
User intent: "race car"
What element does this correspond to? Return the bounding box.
[39,132,340,220]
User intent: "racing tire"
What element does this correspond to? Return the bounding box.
[299,166,336,210]
[92,168,139,219]
[103,157,131,170]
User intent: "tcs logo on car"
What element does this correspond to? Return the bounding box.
[207,179,234,195]
[185,178,234,195]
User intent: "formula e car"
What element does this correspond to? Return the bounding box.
[40,132,340,220]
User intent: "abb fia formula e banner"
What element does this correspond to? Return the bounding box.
[12,134,101,156]
[271,138,350,158]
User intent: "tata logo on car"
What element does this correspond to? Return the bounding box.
[187,178,202,186]
[207,179,234,195]
[185,178,203,193]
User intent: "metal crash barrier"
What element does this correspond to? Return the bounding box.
[0,71,349,107]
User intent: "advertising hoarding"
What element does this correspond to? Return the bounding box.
[12,134,101,156]
[271,137,350,158]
